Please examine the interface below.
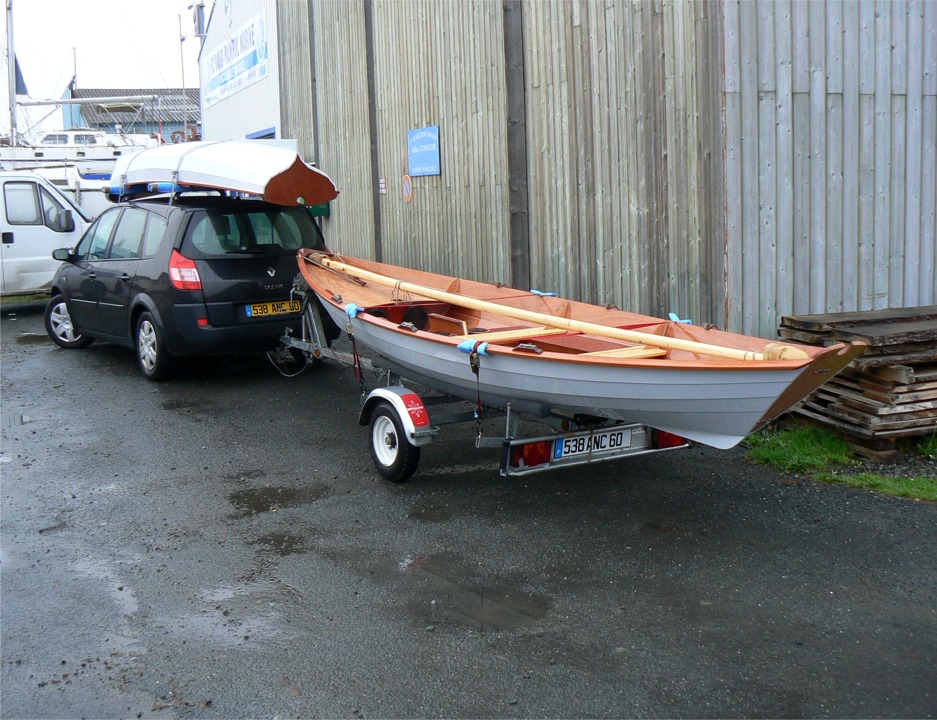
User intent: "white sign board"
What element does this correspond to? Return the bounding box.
[204,11,269,108]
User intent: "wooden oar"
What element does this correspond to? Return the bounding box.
[305,253,808,362]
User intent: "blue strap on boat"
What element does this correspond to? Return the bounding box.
[457,339,488,355]
[530,288,557,297]
[346,303,361,319]
[668,312,692,324]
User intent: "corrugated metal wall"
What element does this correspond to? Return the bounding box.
[724,0,937,337]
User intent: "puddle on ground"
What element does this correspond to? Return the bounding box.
[15,333,49,346]
[224,468,267,482]
[228,485,330,519]
[1,413,31,429]
[408,501,454,523]
[161,398,215,412]
[643,519,702,535]
[249,532,307,556]
[400,552,550,631]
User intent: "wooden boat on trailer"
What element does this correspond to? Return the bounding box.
[297,249,866,463]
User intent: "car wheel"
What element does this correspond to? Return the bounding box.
[369,401,421,483]
[136,311,173,381]
[44,295,93,349]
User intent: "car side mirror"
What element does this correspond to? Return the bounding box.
[60,209,75,232]
[52,248,71,261]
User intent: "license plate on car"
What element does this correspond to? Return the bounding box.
[554,427,633,459]
[245,299,301,318]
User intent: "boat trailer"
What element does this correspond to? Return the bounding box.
[279,286,688,482]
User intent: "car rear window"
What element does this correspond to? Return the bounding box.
[182,206,326,258]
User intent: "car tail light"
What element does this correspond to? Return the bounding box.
[653,430,686,448]
[169,250,202,291]
[509,440,554,470]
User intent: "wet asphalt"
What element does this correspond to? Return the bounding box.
[1,300,935,719]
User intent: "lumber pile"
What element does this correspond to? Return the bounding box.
[779,306,937,460]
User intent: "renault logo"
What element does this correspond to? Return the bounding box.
[266,267,276,277]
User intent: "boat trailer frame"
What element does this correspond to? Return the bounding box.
[280,286,688,482]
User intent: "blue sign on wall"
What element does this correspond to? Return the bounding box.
[408,125,441,177]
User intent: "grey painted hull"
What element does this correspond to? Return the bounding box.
[320,302,800,449]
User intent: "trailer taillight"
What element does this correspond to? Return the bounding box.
[653,430,686,448]
[509,440,553,471]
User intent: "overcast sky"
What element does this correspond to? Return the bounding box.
[3,0,206,135]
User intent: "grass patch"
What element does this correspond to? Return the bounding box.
[745,423,936,501]
[0,293,47,306]
[745,424,855,473]
[813,472,937,502]
[920,431,937,460]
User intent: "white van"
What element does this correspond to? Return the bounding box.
[0,171,92,297]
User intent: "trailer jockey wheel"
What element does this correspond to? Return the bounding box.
[369,401,421,482]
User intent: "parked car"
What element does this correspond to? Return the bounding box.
[44,194,339,380]
[1,170,92,296]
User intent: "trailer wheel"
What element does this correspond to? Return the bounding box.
[369,401,420,483]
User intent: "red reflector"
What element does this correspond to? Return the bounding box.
[400,393,430,427]
[169,250,202,291]
[197,317,210,327]
[510,441,553,469]
[654,430,686,448]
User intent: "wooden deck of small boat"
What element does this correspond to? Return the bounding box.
[300,252,838,369]
[298,251,867,447]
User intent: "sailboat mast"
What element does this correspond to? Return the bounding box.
[6,0,17,143]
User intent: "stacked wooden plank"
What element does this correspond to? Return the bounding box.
[779,307,937,460]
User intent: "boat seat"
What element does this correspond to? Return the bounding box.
[427,313,468,335]
[580,345,667,359]
[457,326,569,343]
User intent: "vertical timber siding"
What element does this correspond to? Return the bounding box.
[368,0,511,284]
[521,0,724,324]
[276,2,316,163]
[296,0,934,339]
[724,0,937,336]
[309,1,374,259]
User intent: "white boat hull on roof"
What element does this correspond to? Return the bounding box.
[108,140,339,206]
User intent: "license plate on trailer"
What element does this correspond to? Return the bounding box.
[245,299,301,318]
[554,426,633,459]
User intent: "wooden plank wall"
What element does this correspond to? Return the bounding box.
[362,0,512,285]
[308,1,374,259]
[724,0,937,338]
[521,0,724,324]
[306,0,722,321]
[276,1,316,164]
[303,0,934,339]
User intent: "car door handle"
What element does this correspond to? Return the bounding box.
[120,274,132,283]
[86,271,96,280]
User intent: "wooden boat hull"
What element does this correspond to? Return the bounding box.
[299,251,865,449]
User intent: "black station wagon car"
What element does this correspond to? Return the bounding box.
[44,194,337,380]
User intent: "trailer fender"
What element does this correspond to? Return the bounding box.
[359,386,438,446]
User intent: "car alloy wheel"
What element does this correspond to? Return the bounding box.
[44,294,93,349]
[136,311,172,380]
